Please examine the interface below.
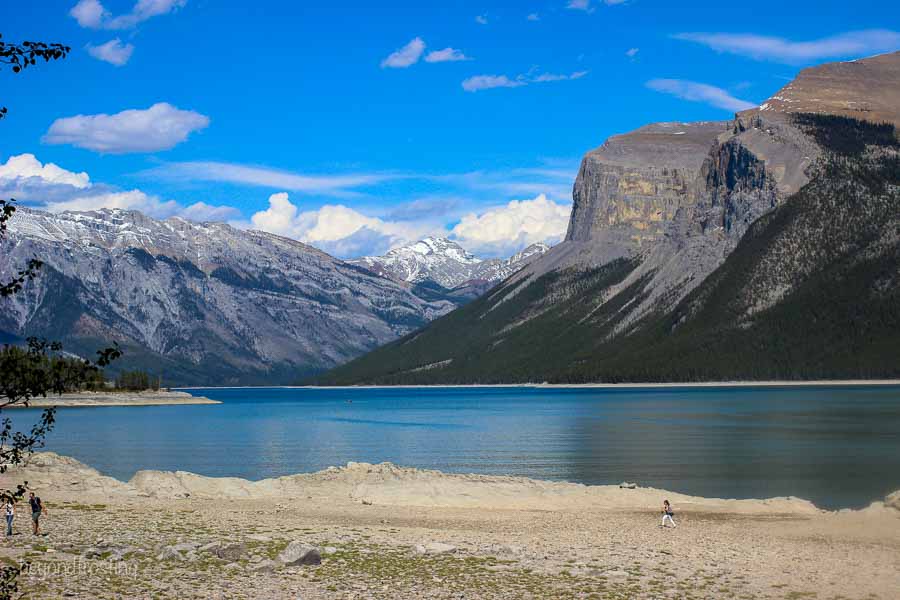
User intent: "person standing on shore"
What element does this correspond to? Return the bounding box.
[29,492,47,535]
[4,498,14,536]
[661,499,676,528]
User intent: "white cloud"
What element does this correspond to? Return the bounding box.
[249,193,430,257]
[43,102,209,154]
[87,38,134,66]
[646,79,756,112]
[70,0,107,27]
[462,75,524,92]
[70,0,186,30]
[0,153,236,222]
[0,154,91,189]
[381,37,426,68]
[566,0,594,11]
[475,15,488,25]
[527,13,540,21]
[425,48,469,63]
[145,161,394,197]
[451,194,571,257]
[462,70,587,92]
[674,30,900,64]
[626,47,639,58]
[533,71,588,82]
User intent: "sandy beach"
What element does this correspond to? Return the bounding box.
[6,390,220,408]
[0,453,897,599]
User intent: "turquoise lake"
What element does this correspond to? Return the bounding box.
[20,385,900,510]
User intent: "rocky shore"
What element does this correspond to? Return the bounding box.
[0,453,897,599]
[6,390,220,408]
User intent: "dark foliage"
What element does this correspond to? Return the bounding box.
[0,34,69,120]
[793,113,898,156]
[115,369,160,391]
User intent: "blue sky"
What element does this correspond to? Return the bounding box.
[2,0,899,257]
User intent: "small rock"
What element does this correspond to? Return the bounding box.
[199,541,221,553]
[215,542,247,561]
[277,541,321,566]
[156,547,184,562]
[619,482,637,489]
[322,546,338,555]
[252,559,279,573]
[415,542,457,555]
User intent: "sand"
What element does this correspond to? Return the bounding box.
[5,390,220,408]
[0,452,897,599]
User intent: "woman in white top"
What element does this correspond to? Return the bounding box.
[661,499,676,528]
[4,499,14,537]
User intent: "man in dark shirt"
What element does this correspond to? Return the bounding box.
[28,492,47,535]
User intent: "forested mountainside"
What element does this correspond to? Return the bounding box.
[0,209,461,386]
[314,52,900,385]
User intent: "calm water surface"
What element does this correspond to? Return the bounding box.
[20,385,900,510]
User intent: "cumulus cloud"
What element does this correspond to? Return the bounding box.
[0,153,236,221]
[462,70,587,92]
[43,102,209,154]
[87,38,134,66]
[646,79,756,112]
[566,0,594,11]
[249,193,430,257]
[425,48,469,63]
[0,154,91,189]
[475,15,488,25]
[674,30,900,65]
[626,47,639,58]
[70,0,107,27]
[70,0,186,30]
[381,37,426,68]
[450,194,571,257]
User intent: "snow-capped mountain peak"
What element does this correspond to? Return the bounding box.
[349,238,550,289]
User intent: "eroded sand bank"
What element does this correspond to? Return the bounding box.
[0,453,897,599]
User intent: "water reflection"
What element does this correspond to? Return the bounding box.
[19,385,900,509]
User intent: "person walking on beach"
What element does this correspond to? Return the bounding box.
[29,493,47,536]
[4,498,14,536]
[661,499,676,528]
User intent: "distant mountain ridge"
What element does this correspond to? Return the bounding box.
[349,237,549,289]
[0,208,462,385]
[316,52,900,385]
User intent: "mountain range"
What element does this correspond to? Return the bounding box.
[0,209,544,385]
[349,237,548,291]
[316,51,900,385]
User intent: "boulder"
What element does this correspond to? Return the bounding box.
[414,542,457,555]
[215,543,247,561]
[277,541,321,566]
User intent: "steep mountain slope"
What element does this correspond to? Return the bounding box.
[316,52,900,385]
[349,237,549,290]
[0,209,459,385]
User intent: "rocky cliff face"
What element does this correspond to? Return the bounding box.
[318,52,900,385]
[0,208,458,385]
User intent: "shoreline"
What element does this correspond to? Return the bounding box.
[6,390,221,408]
[2,452,898,599]
[177,379,900,390]
[11,452,900,515]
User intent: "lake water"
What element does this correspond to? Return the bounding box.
[17,385,900,510]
